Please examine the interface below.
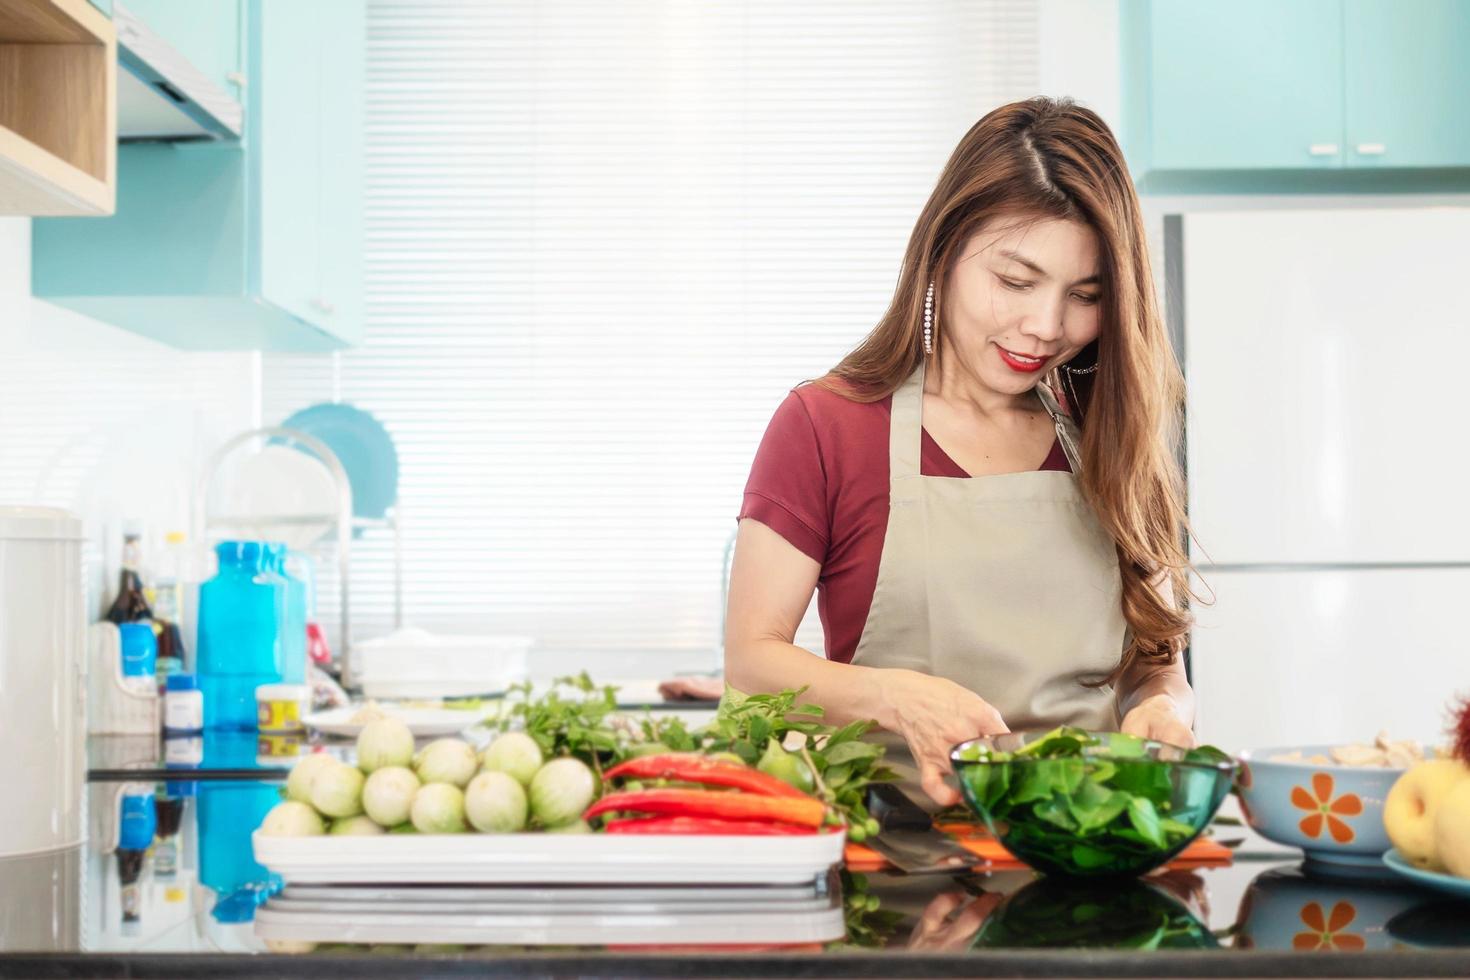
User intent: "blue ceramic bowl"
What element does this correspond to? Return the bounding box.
[1235,745,1401,868]
[1232,864,1430,951]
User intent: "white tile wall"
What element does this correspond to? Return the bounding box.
[0,217,258,619]
[1190,567,1470,754]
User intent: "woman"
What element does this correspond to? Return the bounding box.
[724,97,1197,808]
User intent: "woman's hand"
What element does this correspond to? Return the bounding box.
[1146,869,1210,924]
[1119,693,1195,748]
[874,669,1010,807]
[907,889,1004,950]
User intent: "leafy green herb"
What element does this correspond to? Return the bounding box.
[832,870,905,949]
[678,685,896,836]
[494,677,893,836]
[492,673,625,778]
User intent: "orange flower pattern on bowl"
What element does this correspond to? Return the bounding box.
[1290,773,1363,843]
[1292,900,1364,951]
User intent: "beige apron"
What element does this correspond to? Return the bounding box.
[850,361,1127,807]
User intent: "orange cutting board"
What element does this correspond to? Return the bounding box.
[844,821,1233,873]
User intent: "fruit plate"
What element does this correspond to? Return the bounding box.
[1382,848,1470,899]
[304,705,501,739]
[252,827,848,886]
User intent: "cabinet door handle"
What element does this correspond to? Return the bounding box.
[1355,143,1387,155]
[311,298,335,315]
[1308,143,1339,156]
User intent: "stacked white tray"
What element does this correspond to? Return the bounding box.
[255,879,844,947]
[252,831,849,947]
[253,828,847,886]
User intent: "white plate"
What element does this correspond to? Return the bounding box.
[304,704,501,738]
[252,828,847,886]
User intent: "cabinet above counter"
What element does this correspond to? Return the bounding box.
[32,0,364,351]
[1120,0,1470,194]
[0,0,116,216]
[113,0,244,141]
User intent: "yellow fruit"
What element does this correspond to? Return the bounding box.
[1433,778,1470,879]
[1384,759,1470,871]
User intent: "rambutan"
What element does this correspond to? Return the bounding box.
[1452,692,1470,763]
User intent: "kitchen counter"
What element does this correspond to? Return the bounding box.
[3,753,1469,977]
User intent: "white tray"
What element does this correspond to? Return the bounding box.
[252,828,847,886]
[255,883,844,946]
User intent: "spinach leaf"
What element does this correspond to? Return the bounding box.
[1069,843,1115,869]
[1126,797,1166,849]
[1034,795,1079,832]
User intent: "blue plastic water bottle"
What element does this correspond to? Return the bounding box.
[263,543,307,685]
[196,731,279,901]
[197,541,284,729]
[198,781,280,898]
[118,622,157,697]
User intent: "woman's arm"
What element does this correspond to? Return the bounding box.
[723,518,888,727]
[1115,568,1197,747]
[724,517,1008,806]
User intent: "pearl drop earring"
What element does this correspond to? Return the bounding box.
[923,280,934,356]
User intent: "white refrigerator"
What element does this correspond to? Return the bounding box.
[1174,206,1470,755]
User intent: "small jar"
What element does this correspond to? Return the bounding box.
[163,735,203,767]
[256,683,310,733]
[162,674,204,733]
[256,732,307,768]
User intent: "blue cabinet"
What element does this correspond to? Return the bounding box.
[1146,0,1343,171]
[1343,0,1470,168]
[116,0,242,98]
[1121,0,1470,191]
[254,0,364,340]
[33,0,364,351]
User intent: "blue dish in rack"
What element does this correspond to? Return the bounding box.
[279,403,399,522]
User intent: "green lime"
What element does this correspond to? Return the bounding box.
[756,739,816,794]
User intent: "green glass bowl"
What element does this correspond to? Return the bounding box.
[951,728,1237,879]
[972,877,1217,949]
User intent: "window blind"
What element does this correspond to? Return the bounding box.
[263,0,1042,672]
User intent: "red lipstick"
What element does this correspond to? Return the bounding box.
[996,344,1049,373]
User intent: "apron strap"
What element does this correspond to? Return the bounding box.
[896,362,1085,479]
[890,362,927,480]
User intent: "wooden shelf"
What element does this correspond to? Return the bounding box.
[0,0,115,215]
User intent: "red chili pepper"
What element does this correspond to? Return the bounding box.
[602,816,818,836]
[603,753,808,798]
[584,789,827,828]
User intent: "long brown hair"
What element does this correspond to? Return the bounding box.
[823,96,1196,685]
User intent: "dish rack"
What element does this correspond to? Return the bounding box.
[195,426,403,689]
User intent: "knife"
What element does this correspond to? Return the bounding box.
[862,783,981,875]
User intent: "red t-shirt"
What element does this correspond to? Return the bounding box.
[739,378,1072,664]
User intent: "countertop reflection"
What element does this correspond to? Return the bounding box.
[3,751,1469,977]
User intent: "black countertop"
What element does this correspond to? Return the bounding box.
[5,741,1469,978]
